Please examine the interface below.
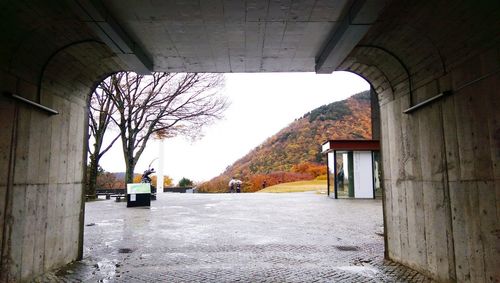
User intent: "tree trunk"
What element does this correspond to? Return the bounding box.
[87,154,99,199]
[125,158,136,184]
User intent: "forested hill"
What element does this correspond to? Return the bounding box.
[198,90,372,192]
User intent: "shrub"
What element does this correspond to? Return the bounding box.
[197,176,229,193]
[178,177,194,187]
[291,162,327,177]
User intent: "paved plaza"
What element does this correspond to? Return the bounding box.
[36,193,431,282]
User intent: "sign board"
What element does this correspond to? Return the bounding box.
[127,183,151,194]
[126,183,151,207]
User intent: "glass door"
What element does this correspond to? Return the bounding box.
[335,151,353,198]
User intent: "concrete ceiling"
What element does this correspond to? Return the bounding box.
[71,0,385,74]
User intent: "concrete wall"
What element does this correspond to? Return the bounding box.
[339,1,500,282]
[0,74,86,281]
[0,59,122,283]
[378,55,500,282]
[0,2,124,281]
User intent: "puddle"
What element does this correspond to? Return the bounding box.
[104,239,120,246]
[91,219,125,227]
[118,248,133,254]
[337,265,379,278]
[92,259,120,282]
[334,245,360,251]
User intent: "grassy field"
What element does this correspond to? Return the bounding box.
[256,179,327,193]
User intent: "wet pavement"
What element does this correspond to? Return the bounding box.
[35,192,432,282]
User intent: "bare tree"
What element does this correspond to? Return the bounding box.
[109,72,228,183]
[87,77,121,197]
[96,171,117,190]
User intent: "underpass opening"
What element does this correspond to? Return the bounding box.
[74,70,410,282]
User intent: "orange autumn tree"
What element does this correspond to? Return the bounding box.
[291,162,327,177]
[133,174,173,187]
[197,176,228,193]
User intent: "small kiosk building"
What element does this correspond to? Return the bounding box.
[322,140,381,199]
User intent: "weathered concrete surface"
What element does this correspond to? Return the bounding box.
[338,2,500,281]
[83,0,363,73]
[0,51,124,282]
[35,193,430,282]
[0,3,126,281]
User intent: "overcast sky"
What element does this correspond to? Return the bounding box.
[98,71,369,183]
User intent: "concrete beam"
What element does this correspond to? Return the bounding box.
[315,0,386,74]
[68,0,152,74]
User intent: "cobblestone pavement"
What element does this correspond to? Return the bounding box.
[34,192,432,282]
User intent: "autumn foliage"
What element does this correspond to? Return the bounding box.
[132,174,173,187]
[197,176,229,193]
[96,172,125,190]
[199,91,372,193]
[291,162,327,177]
[197,171,317,193]
[88,168,173,192]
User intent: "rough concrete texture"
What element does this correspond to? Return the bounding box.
[338,2,500,281]
[35,193,431,282]
[101,0,349,72]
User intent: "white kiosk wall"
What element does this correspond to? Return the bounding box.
[353,151,374,198]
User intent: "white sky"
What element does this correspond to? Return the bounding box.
[98,71,369,183]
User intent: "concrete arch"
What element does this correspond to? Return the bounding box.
[367,24,446,88]
[335,1,500,282]
[3,20,96,84]
[37,40,106,98]
[339,51,399,104]
[341,24,448,108]
[0,17,125,282]
[343,67,393,98]
[40,41,125,100]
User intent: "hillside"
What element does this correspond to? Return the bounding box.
[198,90,372,192]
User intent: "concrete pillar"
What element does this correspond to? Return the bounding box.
[0,77,88,281]
[370,87,381,140]
[0,22,124,281]
[337,2,500,281]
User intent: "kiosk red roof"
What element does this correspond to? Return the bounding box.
[322,140,380,152]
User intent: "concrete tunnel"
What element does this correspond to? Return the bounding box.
[0,1,499,282]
